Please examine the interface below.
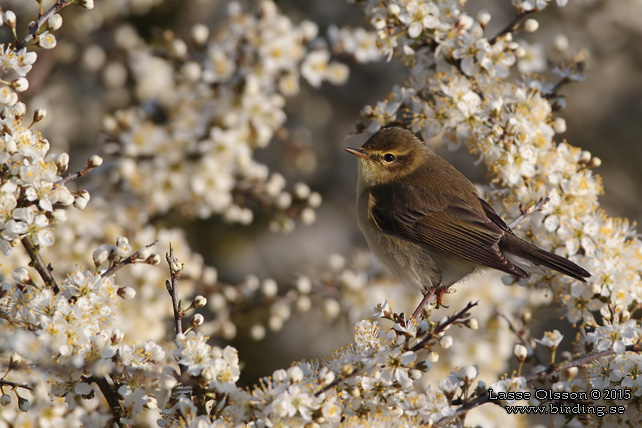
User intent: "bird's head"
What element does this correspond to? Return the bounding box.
[345,127,426,189]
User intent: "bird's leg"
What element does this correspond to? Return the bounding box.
[411,288,435,320]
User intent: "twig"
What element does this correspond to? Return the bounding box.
[434,343,642,427]
[90,375,128,428]
[55,167,91,188]
[21,235,58,293]
[166,243,183,336]
[408,301,478,353]
[508,196,549,229]
[314,363,362,398]
[15,0,75,49]
[0,379,33,391]
[498,313,544,366]
[489,10,536,45]
[101,241,158,278]
[542,77,571,100]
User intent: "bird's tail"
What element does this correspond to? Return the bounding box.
[501,235,591,282]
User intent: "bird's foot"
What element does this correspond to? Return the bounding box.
[434,286,449,309]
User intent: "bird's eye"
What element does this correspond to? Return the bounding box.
[383,153,396,162]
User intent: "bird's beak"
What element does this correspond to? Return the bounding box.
[344,147,368,160]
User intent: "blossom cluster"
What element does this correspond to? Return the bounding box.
[100,1,345,228]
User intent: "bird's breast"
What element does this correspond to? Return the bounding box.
[357,189,440,291]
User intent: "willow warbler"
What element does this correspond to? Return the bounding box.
[345,127,590,319]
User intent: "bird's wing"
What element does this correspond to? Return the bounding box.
[370,188,527,277]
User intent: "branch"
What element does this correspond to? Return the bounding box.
[0,378,33,391]
[15,0,75,49]
[101,241,158,278]
[91,375,128,428]
[55,164,98,189]
[434,343,642,427]
[165,243,183,336]
[489,10,536,45]
[408,301,478,353]
[21,235,58,293]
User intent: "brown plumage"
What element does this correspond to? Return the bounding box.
[345,127,590,319]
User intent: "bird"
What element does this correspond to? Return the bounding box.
[344,127,591,319]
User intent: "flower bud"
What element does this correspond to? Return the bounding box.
[296,296,311,312]
[111,328,124,345]
[33,108,47,123]
[48,14,63,31]
[190,313,204,327]
[55,152,69,171]
[287,366,304,382]
[514,344,528,362]
[73,190,91,210]
[477,10,491,27]
[552,117,567,134]
[93,245,110,267]
[11,267,30,283]
[193,295,207,308]
[115,236,130,255]
[250,324,266,341]
[191,24,209,45]
[136,246,152,261]
[387,3,401,15]
[554,34,569,51]
[308,192,322,208]
[464,318,478,330]
[462,366,478,386]
[9,352,21,366]
[409,369,423,380]
[524,19,539,32]
[323,298,341,319]
[300,208,316,225]
[13,78,29,92]
[88,155,103,168]
[440,335,453,349]
[293,182,311,199]
[3,11,16,29]
[18,397,30,412]
[589,157,601,168]
[261,278,278,298]
[117,286,136,299]
[295,276,312,294]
